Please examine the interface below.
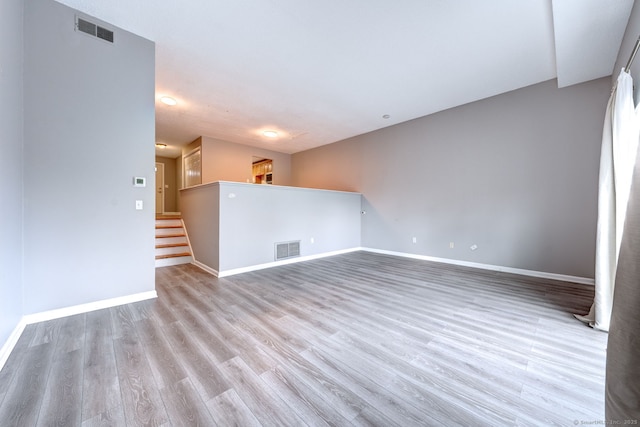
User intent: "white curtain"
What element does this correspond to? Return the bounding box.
[576,69,639,332]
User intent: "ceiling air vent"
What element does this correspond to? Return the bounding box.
[275,241,301,261]
[76,16,114,43]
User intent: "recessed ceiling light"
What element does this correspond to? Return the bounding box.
[160,96,177,106]
[263,130,278,138]
[155,143,167,149]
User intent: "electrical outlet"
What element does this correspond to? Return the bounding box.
[449,242,454,249]
[310,237,315,244]
[412,237,417,243]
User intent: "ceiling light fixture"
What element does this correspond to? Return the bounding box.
[155,143,167,148]
[160,96,177,106]
[263,130,278,138]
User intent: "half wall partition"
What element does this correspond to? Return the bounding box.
[180,181,362,277]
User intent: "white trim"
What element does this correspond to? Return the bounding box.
[361,247,594,285]
[191,246,594,285]
[22,290,158,325]
[179,180,361,197]
[155,255,193,268]
[181,218,194,259]
[213,247,361,278]
[0,318,28,372]
[192,259,219,277]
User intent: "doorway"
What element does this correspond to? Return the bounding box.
[155,162,164,214]
[252,157,273,184]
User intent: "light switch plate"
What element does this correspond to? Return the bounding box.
[135,200,143,210]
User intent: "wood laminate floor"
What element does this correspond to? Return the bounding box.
[0,252,607,426]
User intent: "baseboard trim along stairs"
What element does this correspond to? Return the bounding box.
[155,214,193,267]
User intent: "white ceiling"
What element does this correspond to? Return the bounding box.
[55,0,635,158]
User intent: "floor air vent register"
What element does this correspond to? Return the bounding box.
[275,241,301,261]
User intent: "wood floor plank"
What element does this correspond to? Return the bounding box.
[162,320,230,400]
[0,323,38,405]
[260,365,350,426]
[134,318,188,389]
[248,337,366,423]
[52,314,85,361]
[36,348,83,427]
[112,336,169,426]
[206,388,260,427]
[30,319,62,348]
[298,345,417,426]
[0,252,608,425]
[0,343,55,426]
[217,356,307,426]
[82,309,123,423]
[159,378,216,427]
[172,306,235,363]
[109,304,138,342]
[81,408,127,427]
[203,310,277,375]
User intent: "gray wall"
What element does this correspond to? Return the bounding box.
[293,78,610,278]
[181,183,220,272]
[218,183,361,271]
[22,0,156,314]
[156,156,178,212]
[200,136,292,186]
[0,0,25,350]
[181,182,361,274]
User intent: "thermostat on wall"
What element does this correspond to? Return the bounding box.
[133,177,146,187]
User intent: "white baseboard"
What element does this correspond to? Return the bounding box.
[0,289,157,372]
[0,318,28,373]
[211,247,361,278]
[155,256,193,268]
[22,290,158,325]
[192,259,219,277]
[361,247,595,285]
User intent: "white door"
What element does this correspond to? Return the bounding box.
[155,162,164,214]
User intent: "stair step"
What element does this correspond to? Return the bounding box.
[155,215,190,267]
[156,233,185,239]
[156,242,189,249]
[156,236,187,246]
[155,252,191,260]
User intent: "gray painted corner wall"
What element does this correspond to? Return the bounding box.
[180,182,361,274]
[293,78,611,278]
[22,0,156,314]
[0,0,24,349]
[180,183,220,272]
[291,138,363,192]
[200,136,293,186]
[218,183,361,271]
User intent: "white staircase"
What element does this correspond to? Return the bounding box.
[155,215,193,267]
